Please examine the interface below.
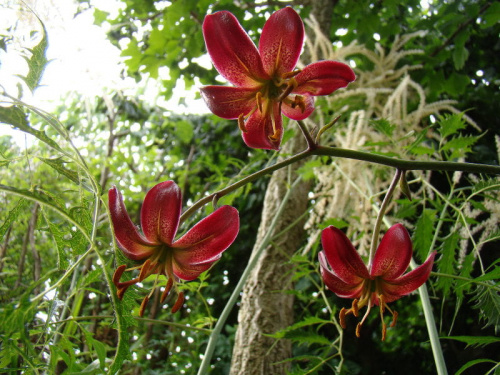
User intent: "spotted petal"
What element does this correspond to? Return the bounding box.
[379,252,436,303]
[200,85,257,119]
[141,181,182,245]
[172,205,239,280]
[281,94,314,120]
[259,7,304,76]
[294,61,356,96]
[203,11,269,87]
[319,251,364,298]
[370,224,413,280]
[108,186,157,261]
[241,102,283,150]
[321,226,370,284]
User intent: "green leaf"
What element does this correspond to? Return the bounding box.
[437,232,459,294]
[441,136,478,159]
[0,106,63,152]
[267,316,331,339]
[0,198,29,240]
[39,157,80,185]
[17,16,49,91]
[412,208,437,260]
[452,45,469,70]
[441,335,500,348]
[371,118,396,138]
[471,283,500,333]
[455,358,497,375]
[173,119,194,144]
[482,2,500,28]
[438,113,466,139]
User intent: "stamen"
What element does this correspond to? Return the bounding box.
[238,114,247,133]
[161,278,174,303]
[256,92,263,113]
[139,259,152,281]
[276,78,298,102]
[117,286,128,300]
[282,69,302,79]
[339,307,348,329]
[390,310,398,328]
[113,265,127,286]
[381,322,387,341]
[352,299,359,317]
[139,295,150,317]
[171,291,185,313]
[355,322,362,338]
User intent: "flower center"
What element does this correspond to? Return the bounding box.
[237,69,306,142]
[112,246,184,316]
[338,278,398,341]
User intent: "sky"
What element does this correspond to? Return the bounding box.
[0,0,209,143]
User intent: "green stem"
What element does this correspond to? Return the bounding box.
[415,271,448,375]
[368,169,402,266]
[196,177,302,375]
[181,145,500,223]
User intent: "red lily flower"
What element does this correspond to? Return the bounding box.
[319,224,436,340]
[109,181,239,316]
[201,7,356,150]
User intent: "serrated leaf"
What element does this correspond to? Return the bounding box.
[371,118,396,137]
[39,157,80,184]
[41,208,69,269]
[17,17,49,91]
[412,208,436,260]
[0,198,29,240]
[441,136,478,159]
[455,358,497,375]
[442,335,500,348]
[452,45,469,70]
[471,283,500,333]
[438,114,466,139]
[437,232,459,294]
[267,316,331,339]
[0,106,63,152]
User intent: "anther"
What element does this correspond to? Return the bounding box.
[139,259,152,281]
[339,308,348,329]
[171,291,185,313]
[139,295,150,317]
[161,278,174,303]
[390,311,398,328]
[113,265,127,286]
[381,322,387,341]
[352,299,359,317]
[355,322,362,338]
[238,114,247,132]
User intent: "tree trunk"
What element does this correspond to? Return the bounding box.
[229,2,334,373]
[229,134,310,375]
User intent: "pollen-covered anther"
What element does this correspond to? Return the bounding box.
[352,299,359,317]
[139,295,150,317]
[277,78,298,102]
[171,291,185,313]
[113,265,127,286]
[238,114,248,132]
[355,322,362,338]
[289,95,306,112]
[255,91,263,113]
[390,311,398,328]
[282,69,302,79]
[161,278,174,303]
[339,307,348,329]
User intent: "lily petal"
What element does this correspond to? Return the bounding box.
[173,205,239,267]
[379,252,436,303]
[281,94,314,120]
[259,7,304,76]
[294,61,356,96]
[172,259,218,281]
[141,181,182,245]
[200,85,257,119]
[321,226,370,284]
[242,102,283,150]
[108,186,157,261]
[371,224,412,280]
[319,251,364,298]
[203,11,269,87]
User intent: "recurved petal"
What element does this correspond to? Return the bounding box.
[281,94,314,120]
[108,186,157,261]
[203,11,269,87]
[294,61,356,96]
[319,251,364,298]
[172,206,239,276]
[141,181,182,245]
[379,252,436,303]
[172,258,218,281]
[371,224,413,279]
[201,85,257,119]
[241,102,283,150]
[321,226,370,284]
[259,7,304,76]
